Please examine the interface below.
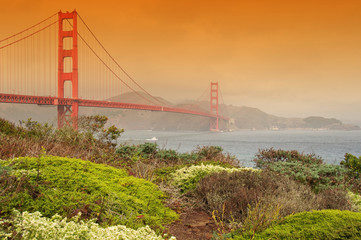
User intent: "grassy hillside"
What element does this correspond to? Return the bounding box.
[1,117,361,239]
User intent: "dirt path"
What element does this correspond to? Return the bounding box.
[166,209,217,240]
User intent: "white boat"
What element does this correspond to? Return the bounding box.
[146,137,158,141]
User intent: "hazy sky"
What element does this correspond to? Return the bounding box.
[1,0,361,122]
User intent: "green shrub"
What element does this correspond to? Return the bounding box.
[254,148,323,168]
[264,161,347,193]
[196,146,223,159]
[341,153,361,178]
[255,149,347,193]
[116,143,158,161]
[137,143,158,158]
[193,170,325,223]
[117,143,194,163]
[115,145,137,161]
[171,163,255,192]
[0,118,19,136]
[20,118,54,140]
[156,149,180,161]
[0,156,177,228]
[153,160,239,184]
[0,118,128,169]
[233,210,361,239]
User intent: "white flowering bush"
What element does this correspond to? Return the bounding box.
[0,210,175,240]
[171,163,258,192]
[348,191,361,212]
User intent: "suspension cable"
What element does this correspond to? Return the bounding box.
[77,13,170,106]
[187,84,210,110]
[0,12,58,43]
[218,84,229,116]
[76,30,160,105]
[0,20,59,50]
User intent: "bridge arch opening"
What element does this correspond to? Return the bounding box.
[64,81,72,98]
[63,57,73,73]
[63,37,73,50]
[62,19,73,31]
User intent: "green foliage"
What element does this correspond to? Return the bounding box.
[20,118,53,140]
[137,143,158,158]
[78,115,124,146]
[0,118,19,136]
[117,143,187,162]
[341,153,361,178]
[196,146,223,159]
[194,171,313,224]
[254,148,323,169]
[0,165,11,175]
[1,116,123,148]
[171,164,254,192]
[103,125,123,146]
[153,160,238,184]
[78,115,108,134]
[116,143,157,161]
[233,210,361,239]
[265,161,347,192]
[255,148,347,193]
[116,145,137,160]
[239,201,282,237]
[0,156,177,228]
[156,149,180,161]
[115,143,239,173]
[0,117,128,170]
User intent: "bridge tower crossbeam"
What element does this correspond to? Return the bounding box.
[57,10,79,129]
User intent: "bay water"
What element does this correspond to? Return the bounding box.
[118,130,361,167]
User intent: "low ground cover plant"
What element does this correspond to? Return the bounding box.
[0,155,177,229]
[233,210,361,239]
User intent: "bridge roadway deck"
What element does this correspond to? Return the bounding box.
[0,93,229,120]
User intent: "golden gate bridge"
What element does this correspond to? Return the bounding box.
[0,10,229,131]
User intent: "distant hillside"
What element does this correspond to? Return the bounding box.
[0,92,359,131]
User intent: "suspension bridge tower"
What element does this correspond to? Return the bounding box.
[210,82,219,131]
[57,10,79,129]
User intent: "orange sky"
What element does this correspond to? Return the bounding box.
[2,0,361,122]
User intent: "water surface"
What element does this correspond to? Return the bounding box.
[118,130,361,167]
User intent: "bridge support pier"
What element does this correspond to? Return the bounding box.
[57,10,79,129]
[210,82,219,131]
[210,117,219,132]
[57,102,78,129]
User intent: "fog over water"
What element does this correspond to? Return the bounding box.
[118,130,361,167]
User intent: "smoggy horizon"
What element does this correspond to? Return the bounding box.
[1,0,361,123]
